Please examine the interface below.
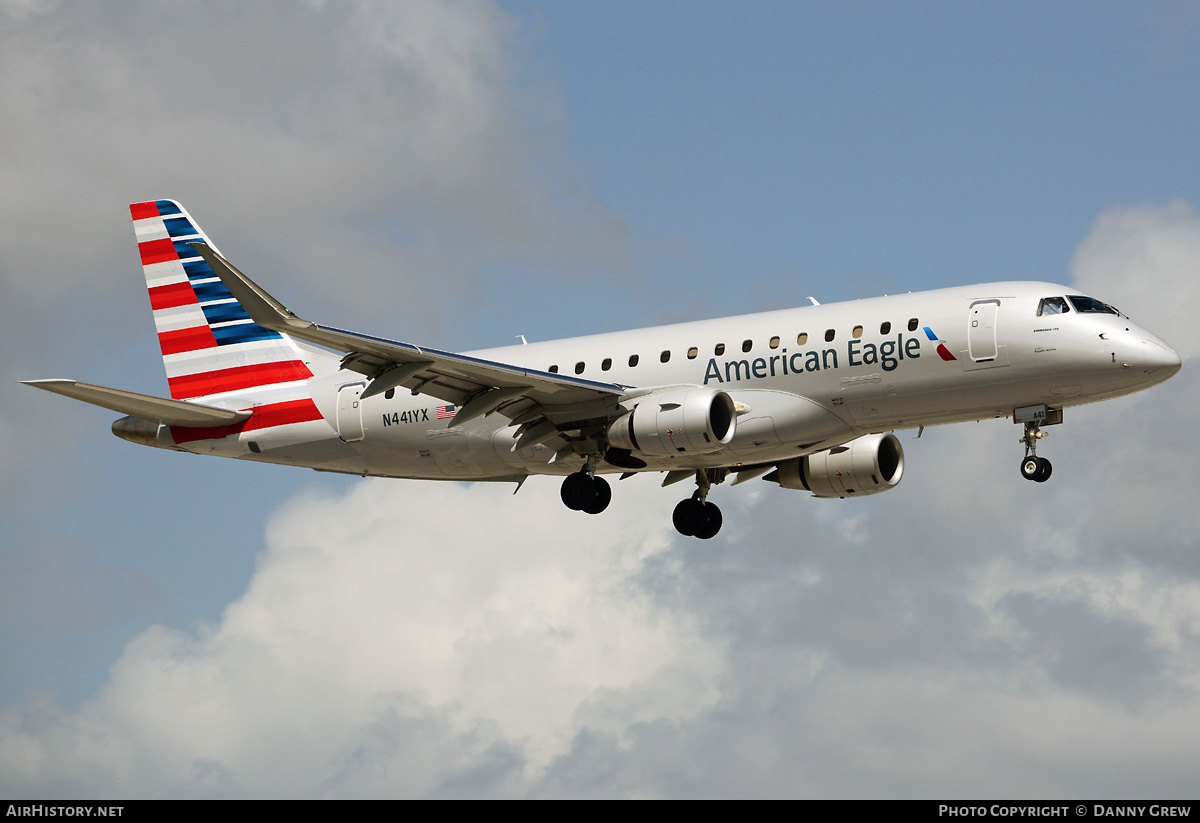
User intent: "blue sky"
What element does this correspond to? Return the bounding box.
[2,0,1199,798]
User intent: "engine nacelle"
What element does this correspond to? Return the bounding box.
[607,387,736,457]
[773,433,904,498]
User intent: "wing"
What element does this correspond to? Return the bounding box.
[190,243,628,443]
[22,379,251,427]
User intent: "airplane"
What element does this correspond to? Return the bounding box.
[24,200,1182,539]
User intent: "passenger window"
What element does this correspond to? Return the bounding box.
[660,350,671,363]
[687,347,698,359]
[601,358,612,371]
[1038,297,1070,316]
[549,365,559,373]
[385,388,395,400]
[852,325,863,339]
[824,329,835,343]
[908,318,919,331]
[628,354,639,367]
[574,362,585,375]
[797,332,808,345]
[742,339,753,353]
[714,343,726,355]
[880,321,891,335]
[769,336,780,349]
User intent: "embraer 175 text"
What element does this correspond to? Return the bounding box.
[25,201,1182,538]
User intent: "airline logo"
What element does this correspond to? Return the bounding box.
[923,326,958,361]
[704,334,925,386]
[130,200,325,442]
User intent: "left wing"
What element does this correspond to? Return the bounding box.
[190,243,628,439]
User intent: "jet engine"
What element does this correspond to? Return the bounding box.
[770,433,904,498]
[607,387,736,457]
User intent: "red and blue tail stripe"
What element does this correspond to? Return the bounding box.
[131,199,317,411]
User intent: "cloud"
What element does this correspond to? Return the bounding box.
[0,0,626,333]
[0,478,725,798]
[1070,200,1200,359]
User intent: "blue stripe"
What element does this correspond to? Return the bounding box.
[192,280,235,302]
[212,324,282,346]
[182,259,216,281]
[201,301,252,325]
[173,239,201,260]
[163,217,199,238]
[923,326,938,341]
[154,200,182,216]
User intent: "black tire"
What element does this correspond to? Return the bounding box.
[672,498,707,536]
[1020,457,1041,481]
[582,476,612,514]
[560,471,595,511]
[1034,457,1053,483]
[695,502,723,539]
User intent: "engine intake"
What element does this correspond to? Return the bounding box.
[773,433,904,498]
[608,387,736,456]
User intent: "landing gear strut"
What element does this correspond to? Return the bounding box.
[560,455,611,514]
[673,469,724,539]
[1019,420,1053,483]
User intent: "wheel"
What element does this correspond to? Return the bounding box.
[1034,457,1052,483]
[582,476,612,514]
[560,471,595,511]
[1020,457,1041,481]
[672,498,707,536]
[694,502,722,539]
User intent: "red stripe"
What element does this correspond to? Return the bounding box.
[148,281,197,310]
[158,326,217,356]
[129,201,160,221]
[167,360,314,399]
[139,238,178,266]
[170,398,325,445]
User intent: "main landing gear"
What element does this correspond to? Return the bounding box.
[1019,420,1053,483]
[560,461,611,515]
[559,461,726,539]
[672,468,724,540]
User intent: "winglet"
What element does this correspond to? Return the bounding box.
[188,242,315,335]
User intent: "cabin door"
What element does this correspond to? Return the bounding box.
[336,383,366,442]
[967,299,1001,362]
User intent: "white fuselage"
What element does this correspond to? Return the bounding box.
[177,281,1179,481]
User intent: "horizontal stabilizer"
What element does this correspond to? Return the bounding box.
[22,379,251,427]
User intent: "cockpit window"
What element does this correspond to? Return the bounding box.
[1067,295,1121,316]
[1037,297,1070,316]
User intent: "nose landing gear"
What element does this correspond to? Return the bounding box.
[1019,420,1053,483]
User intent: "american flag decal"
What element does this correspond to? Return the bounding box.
[436,404,457,419]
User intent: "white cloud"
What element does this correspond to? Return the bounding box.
[1070,200,1200,358]
[0,477,724,798]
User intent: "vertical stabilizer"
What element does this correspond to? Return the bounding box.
[131,199,315,400]
[130,200,326,445]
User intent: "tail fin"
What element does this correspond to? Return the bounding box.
[130,200,314,400]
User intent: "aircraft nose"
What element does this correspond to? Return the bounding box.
[1144,337,1182,380]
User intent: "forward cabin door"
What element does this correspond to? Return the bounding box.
[967,299,1001,362]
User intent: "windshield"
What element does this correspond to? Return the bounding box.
[1067,295,1123,316]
